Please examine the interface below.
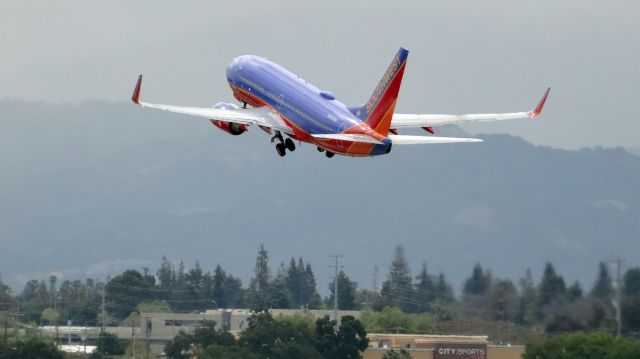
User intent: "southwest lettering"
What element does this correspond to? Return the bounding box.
[365,52,402,115]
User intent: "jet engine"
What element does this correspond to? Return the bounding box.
[209,102,248,135]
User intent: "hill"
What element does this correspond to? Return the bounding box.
[0,100,638,293]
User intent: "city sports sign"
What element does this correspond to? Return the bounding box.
[434,343,487,359]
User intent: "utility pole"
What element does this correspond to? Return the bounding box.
[329,255,344,323]
[3,312,7,342]
[372,265,379,294]
[145,316,150,359]
[101,285,106,333]
[131,319,135,359]
[609,258,623,338]
[100,283,106,355]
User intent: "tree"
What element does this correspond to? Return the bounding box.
[41,308,60,325]
[328,271,358,310]
[164,321,236,359]
[200,345,259,359]
[382,348,413,359]
[0,283,12,311]
[124,341,152,359]
[463,263,491,296]
[360,306,436,334]
[48,275,57,309]
[334,316,369,359]
[164,330,193,359]
[381,246,415,313]
[524,332,640,359]
[248,244,271,310]
[241,312,319,359]
[212,264,228,308]
[304,263,323,309]
[624,267,640,296]
[269,263,292,309]
[0,336,64,359]
[517,269,537,325]
[567,280,583,302]
[434,273,455,303]
[285,258,322,309]
[96,332,126,356]
[489,279,519,321]
[315,315,369,359]
[57,279,98,323]
[590,262,613,300]
[19,280,49,322]
[536,262,566,320]
[105,270,154,319]
[157,256,176,290]
[414,263,436,312]
[545,314,584,334]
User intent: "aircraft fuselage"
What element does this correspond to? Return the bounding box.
[225,56,392,156]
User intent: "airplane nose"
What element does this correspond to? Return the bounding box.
[226,59,240,84]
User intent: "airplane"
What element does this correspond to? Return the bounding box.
[131,47,549,158]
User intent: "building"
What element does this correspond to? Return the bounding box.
[365,334,524,359]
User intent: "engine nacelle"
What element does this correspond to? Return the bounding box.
[209,102,248,135]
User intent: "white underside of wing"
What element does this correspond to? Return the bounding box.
[138,101,293,134]
[389,134,482,144]
[311,133,383,144]
[391,112,531,128]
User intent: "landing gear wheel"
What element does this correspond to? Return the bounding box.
[276,143,286,157]
[285,138,296,152]
[317,146,325,152]
[325,151,335,158]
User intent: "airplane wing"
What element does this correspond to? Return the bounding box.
[131,75,294,134]
[311,133,383,144]
[311,133,481,145]
[388,135,482,144]
[391,88,550,129]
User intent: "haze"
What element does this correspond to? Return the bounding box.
[1,0,639,150]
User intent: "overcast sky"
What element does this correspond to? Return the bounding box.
[1,0,639,150]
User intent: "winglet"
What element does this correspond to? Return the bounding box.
[529,87,550,117]
[131,75,142,104]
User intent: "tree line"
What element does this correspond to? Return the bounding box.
[0,244,639,339]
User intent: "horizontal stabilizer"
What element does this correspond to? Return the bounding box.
[389,134,482,144]
[311,133,383,144]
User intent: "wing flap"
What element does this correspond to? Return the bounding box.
[389,134,482,144]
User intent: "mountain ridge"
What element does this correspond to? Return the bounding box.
[0,100,638,295]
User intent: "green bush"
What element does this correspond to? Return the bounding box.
[524,332,640,359]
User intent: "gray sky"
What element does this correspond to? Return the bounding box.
[1,0,639,149]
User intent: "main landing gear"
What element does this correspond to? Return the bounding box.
[271,131,296,157]
[316,146,334,158]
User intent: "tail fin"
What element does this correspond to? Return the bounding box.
[357,47,409,136]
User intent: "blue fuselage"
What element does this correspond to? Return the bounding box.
[225,55,392,156]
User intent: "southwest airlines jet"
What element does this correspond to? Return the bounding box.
[131,47,549,158]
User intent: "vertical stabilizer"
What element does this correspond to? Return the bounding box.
[357,48,409,136]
